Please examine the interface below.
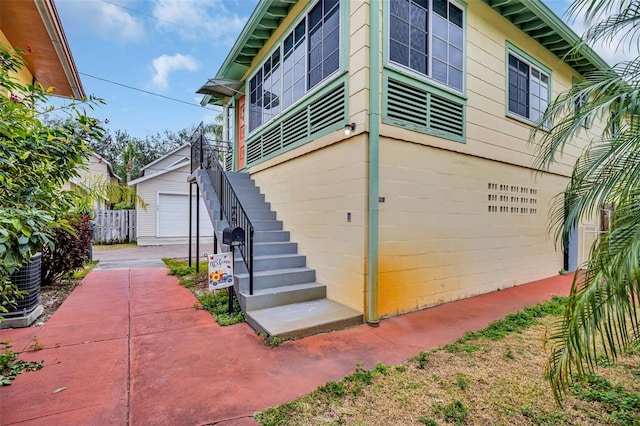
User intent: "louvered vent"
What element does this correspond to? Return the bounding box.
[282,109,307,147]
[247,139,262,163]
[262,126,281,157]
[246,82,346,165]
[430,95,464,137]
[309,84,345,132]
[386,78,464,138]
[224,153,232,171]
[387,79,428,128]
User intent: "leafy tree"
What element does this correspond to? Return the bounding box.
[0,45,104,296]
[531,0,640,402]
[88,127,198,183]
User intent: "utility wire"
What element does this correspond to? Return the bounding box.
[101,0,197,30]
[79,72,219,112]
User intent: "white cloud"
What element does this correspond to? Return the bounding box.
[98,2,145,41]
[560,0,636,66]
[57,0,144,42]
[152,0,248,45]
[151,54,201,90]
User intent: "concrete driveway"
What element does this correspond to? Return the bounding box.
[93,243,215,269]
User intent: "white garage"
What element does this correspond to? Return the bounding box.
[157,193,214,237]
[128,145,215,245]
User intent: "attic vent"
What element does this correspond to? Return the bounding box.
[246,82,346,165]
[386,78,464,139]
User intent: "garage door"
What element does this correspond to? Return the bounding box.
[158,194,214,237]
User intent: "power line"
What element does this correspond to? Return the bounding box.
[101,0,196,30]
[79,72,219,112]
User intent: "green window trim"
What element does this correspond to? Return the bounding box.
[382,67,467,143]
[505,41,552,128]
[572,76,591,129]
[245,0,349,137]
[244,72,349,168]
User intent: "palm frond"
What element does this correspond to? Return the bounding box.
[546,193,640,402]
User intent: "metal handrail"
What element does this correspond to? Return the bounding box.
[190,123,255,295]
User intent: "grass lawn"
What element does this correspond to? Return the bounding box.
[162,258,244,326]
[255,297,640,425]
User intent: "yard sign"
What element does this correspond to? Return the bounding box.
[208,252,233,290]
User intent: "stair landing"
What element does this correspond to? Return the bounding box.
[246,299,363,340]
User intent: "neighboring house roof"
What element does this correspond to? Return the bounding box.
[200,0,609,106]
[90,152,121,184]
[0,0,84,99]
[139,143,191,177]
[127,158,191,187]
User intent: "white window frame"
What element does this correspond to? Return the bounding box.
[506,47,551,127]
[248,0,341,135]
[387,0,465,92]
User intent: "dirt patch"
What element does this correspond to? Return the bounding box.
[30,279,82,327]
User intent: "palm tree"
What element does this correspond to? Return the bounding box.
[531,0,640,402]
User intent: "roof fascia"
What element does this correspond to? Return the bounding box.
[34,0,85,99]
[517,0,609,71]
[215,0,275,81]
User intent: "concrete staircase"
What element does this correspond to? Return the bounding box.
[194,169,362,339]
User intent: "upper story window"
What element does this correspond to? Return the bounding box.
[224,101,234,144]
[508,52,549,124]
[389,0,464,91]
[249,0,340,133]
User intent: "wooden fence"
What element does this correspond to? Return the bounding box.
[93,210,136,244]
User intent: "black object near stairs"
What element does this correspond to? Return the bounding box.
[193,169,363,339]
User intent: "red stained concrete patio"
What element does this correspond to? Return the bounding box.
[0,267,572,425]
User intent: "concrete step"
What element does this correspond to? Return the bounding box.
[253,230,290,243]
[253,241,298,256]
[236,253,307,271]
[252,220,283,231]
[239,282,326,311]
[236,267,316,290]
[244,210,277,221]
[225,171,252,182]
[246,299,363,340]
[240,200,271,211]
[236,192,266,203]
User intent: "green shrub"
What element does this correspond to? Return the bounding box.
[113,201,135,210]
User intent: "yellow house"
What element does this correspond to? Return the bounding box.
[194,0,608,338]
[65,152,122,210]
[0,0,84,99]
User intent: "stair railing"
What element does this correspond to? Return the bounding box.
[190,123,255,295]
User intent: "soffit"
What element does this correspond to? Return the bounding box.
[0,0,84,99]
[483,0,609,74]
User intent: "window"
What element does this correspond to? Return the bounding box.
[282,21,306,109]
[249,50,280,132]
[224,101,234,144]
[573,88,590,128]
[389,0,464,91]
[508,52,549,123]
[308,0,340,89]
[249,0,340,133]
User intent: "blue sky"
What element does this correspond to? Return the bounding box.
[51,0,624,140]
[53,0,258,139]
